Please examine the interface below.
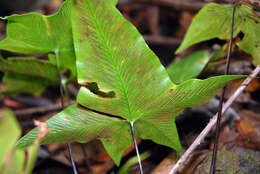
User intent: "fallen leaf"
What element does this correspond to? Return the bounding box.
[235,119,260,151]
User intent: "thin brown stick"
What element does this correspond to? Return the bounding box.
[13,101,76,117]
[130,122,144,174]
[169,64,260,174]
[143,35,182,46]
[118,0,206,11]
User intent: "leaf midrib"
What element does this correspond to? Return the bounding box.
[85,1,134,120]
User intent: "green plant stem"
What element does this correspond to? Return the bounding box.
[209,0,239,173]
[117,151,151,174]
[55,49,78,174]
[130,122,144,174]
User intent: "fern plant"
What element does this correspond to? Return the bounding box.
[0,0,245,167]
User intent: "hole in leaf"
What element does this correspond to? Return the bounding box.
[83,82,116,98]
[238,31,245,40]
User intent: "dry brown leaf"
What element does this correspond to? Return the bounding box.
[231,79,260,92]
[235,119,260,151]
[183,150,208,174]
[3,98,24,109]
[151,152,177,174]
[235,119,257,137]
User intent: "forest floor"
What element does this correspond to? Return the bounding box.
[0,0,260,173]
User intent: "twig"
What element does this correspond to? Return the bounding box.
[209,1,239,173]
[67,143,78,174]
[13,101,76,117]
[130,122,144,174]
[169,64,260,174]
[143,35,182,46]
[118,0,206,11]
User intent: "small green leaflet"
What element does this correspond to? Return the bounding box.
[167,51,210,84]
[17,0,244,165]
[176,2,260,65]
[0,0,76,81]
[0,56,60,95]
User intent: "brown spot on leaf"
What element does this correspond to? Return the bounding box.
[207,9,216,13]
[181,91,186,97]
[74,0,83,4]
[34,120,49,142]
[168,88,175,95]
[64,116,71,121]
[196,61,207,65]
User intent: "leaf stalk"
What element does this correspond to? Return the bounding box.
[209,0,239,173]
[56,49,78,174]
[130,121,144,174]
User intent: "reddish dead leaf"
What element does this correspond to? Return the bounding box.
[92,150,114,174]
[235,119,256,137]
[235,119,260,151]
[182,150,209,174]
[240,109,260,127]
[47,142,67,152]
[210,125,237,151]
[91,139,141,174]
[51,152,72,166]
[3,98,24,109]
[231,78,260,92]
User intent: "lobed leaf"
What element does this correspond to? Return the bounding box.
[17,105,132,165]
[0,0,76,79]
[17,0,246,165]
[175,3,260,65]
[134,75,245,153]
[72,0,176,121]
